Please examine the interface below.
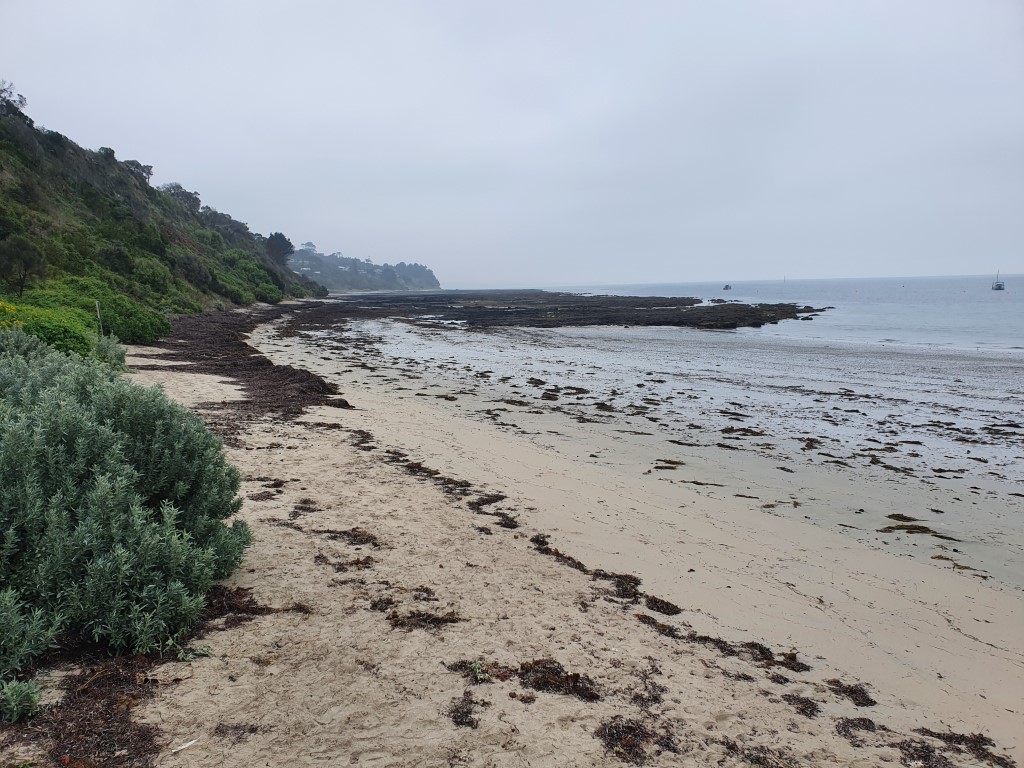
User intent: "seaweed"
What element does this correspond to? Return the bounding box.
[387,610,463,631]
[835,716,885,745]
[892,739,955,768]
[593,569,643,601]
[467,493,507,512]
[308,526,381,547]
[445,690,489,729]
[825,678,876,707]
[530,533,589,572]
[644,595,681,615]
[781,693,821,718]
[635,613,683,639]
[594,717,655,765]
[914,729,1016,768]
[518,659,601,701]
[446,659,516,684]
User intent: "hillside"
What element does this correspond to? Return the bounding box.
[0,81,326,353]
[289,243,440,292]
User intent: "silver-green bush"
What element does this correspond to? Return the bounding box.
[0,326,250,718]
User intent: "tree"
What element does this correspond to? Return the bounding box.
[265,232,294,266]
[0,235,46,296]
[123,159,153,183]
[158,183,202,215]
[0,80,27,117]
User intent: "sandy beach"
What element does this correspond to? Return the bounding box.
[7,301,1019,768]
[128,303,1023,767]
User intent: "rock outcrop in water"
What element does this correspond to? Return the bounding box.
[321,290,824,330]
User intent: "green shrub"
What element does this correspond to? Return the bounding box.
[0,679,40,723]
[0,299,93,356]
[0,589,62,678]
[255,283,284,304]
[0,328,249,703]
[90,332,127,369]
[21,276,170,344]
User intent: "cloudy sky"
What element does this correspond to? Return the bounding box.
[2,1,1022,287]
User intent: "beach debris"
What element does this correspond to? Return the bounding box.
[308,526,381,547]
[719,739,798,768]
[246,490,277,501]
[467,493,507,511]
[636,613,684,639]
[387,610,463,631]
[530,532,589,572]
[350,429,376,450]
[630,662,668,710]
[782,693,821,718]
[313,553,375,573]
[913,729,1017,768]
[368,596,395,612]
[518,658,601,701]
[288,498,320,519]
[446,659,516,685]
[644,595,682,615]
[592,569,643,601]
[886,513,920,523]
[835,716,886,745]
[212,722,268,744]
[825,678,877,707]
[892,738,956,768]
[595,716,681,764]
[877,523,960,542]
[445,689,490,729]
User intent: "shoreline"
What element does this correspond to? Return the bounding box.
[243,307,1023,748]
[8,301,1017,766]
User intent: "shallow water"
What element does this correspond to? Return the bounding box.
[559,274,1024,352]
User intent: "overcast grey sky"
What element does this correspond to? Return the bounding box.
[2,1,1022,287]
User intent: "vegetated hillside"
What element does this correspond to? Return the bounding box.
[289,243,440,292]
[0,81,326,353]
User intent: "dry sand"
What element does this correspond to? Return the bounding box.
[99,315,1019,768]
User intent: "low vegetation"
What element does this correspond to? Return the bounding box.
[0,326,250,721]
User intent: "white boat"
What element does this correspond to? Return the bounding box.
[992,271,1005,291]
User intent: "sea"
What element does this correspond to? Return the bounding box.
[556,274,1024,353]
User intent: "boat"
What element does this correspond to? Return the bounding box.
[992,271,1005,291]
[722,284,732,291]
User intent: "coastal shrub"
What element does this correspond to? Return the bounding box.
[22,276,171,343]
[0,588,61,678]
[0,328,249,717]
[0,299,93,356]
[91,331,127,369]
[254,282,283,304]
[0,680,40,723]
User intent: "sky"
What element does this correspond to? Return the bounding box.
[2,1,1022,288]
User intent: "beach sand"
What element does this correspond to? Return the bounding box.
[6,305,1017,767]
[107,307,1019,767]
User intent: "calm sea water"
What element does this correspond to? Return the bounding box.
[557,275,1024,352]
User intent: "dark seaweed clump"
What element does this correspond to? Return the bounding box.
[644,595,682,615]
[518,659,601,701]
[836,716,885,745]
[825,678,876,707]
[445,689,490,729]
[782,693,821,718]
[914,729,1017,768]
[387,610,463,631]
